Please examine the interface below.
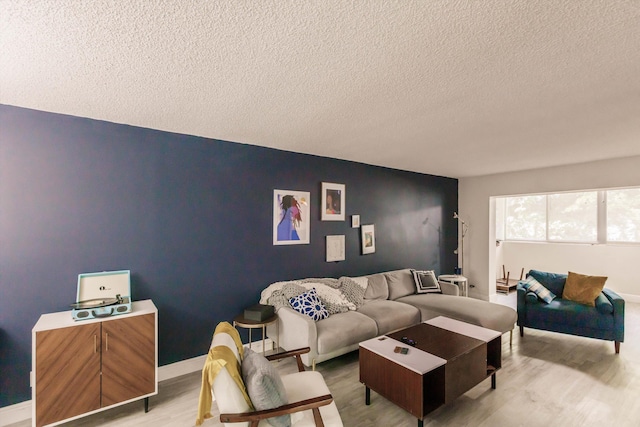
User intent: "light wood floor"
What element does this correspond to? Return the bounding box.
[11,296,640,427]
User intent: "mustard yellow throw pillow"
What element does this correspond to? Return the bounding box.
[562,271,607,307]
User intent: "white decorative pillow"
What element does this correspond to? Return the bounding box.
[289,288,329,321]
[412,270,442,294]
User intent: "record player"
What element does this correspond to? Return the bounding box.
[71,270,132,321]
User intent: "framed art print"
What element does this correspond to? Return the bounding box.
[351,214,360,228]
[273,189,310,245]
[326,235,346,262]
[321,182,345,221]
[361,224,375,254]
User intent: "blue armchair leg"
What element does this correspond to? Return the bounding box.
[615,341,620,354]
[519,326,524,337]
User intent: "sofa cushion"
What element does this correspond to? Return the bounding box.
[524,297,614,332]
[522,276,556,304]
[289,288,329,321]
[356,300,421,335]
[241,349,290,427]
[386,269,416,300]
[529,270,567,297]
[364,273,389,300]
[316,311,378,354]
[411,270,442,294]
[562,271,607,307]
[397,293,517,334]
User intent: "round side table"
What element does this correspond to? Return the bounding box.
[233,313,279,354]
[438,275,469,297]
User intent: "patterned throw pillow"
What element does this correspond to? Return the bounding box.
[289,288,329,321]
[522,276,556,304]
[411,270,442,294]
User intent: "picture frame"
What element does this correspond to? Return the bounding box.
[321,182,345,221]
[273,189,310,245]
[361,224,376,254]
[351,214,360,228]
[326,235,346,262]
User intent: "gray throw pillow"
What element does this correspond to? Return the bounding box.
[241,349,290,427]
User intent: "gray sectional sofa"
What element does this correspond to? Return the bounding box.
[264,269,517,368]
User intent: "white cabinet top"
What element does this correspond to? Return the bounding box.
[33,299,157,332]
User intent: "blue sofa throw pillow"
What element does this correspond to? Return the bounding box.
[522,276,556,304]
[529,270,566,297]
[289,288,329,321]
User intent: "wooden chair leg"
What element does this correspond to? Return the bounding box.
[615,341,620,354]
[312,408,325,427]
[510,329,513,346]
[519,325,524,337]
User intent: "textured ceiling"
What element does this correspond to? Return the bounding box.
[2,1,640,178]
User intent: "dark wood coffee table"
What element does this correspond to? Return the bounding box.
[359,317,502,427]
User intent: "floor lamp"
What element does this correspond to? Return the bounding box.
[453,212,468,275]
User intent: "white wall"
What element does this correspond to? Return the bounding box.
[459,155,640,301]
[500,241,640,296]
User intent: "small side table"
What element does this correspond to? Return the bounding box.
[438,275,469,297]
[233,313,279,354]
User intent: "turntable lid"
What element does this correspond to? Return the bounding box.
[76,270,131,302]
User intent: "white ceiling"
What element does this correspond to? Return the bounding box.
[2,1,640,178]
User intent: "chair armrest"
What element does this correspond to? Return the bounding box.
[266,347,311,372]
[220,394,334,424]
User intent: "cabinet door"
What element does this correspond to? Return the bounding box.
[101,313,156,407]
[35,323,101,427]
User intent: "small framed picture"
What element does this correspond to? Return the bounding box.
[321,182,345,221]
[351,215,360,228]
[326,235,345,262]
[361,224,375,254]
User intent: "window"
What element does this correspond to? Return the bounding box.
[496,187,640,244]
[547,191,597,242]
[505,195,546,241]
[607,188,640,243]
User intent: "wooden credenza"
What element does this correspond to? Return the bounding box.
[31,300,157,427]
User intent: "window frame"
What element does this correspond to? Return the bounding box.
[497,187,640,245]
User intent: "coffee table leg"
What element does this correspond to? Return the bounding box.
[491,372,496,389]
[365,386,370,405]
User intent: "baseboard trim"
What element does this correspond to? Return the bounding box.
[0,338,274,426]
[0,400,30,426]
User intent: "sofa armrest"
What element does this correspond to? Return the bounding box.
[266,306,319,366]
[602,288,625,342]
[438,280,459,296]
[516,282,528,326]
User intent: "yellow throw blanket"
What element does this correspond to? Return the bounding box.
[196,322,253,426]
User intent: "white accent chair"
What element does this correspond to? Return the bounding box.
[198,322,343,427]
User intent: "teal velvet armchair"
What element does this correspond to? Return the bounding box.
[517,270,625,353]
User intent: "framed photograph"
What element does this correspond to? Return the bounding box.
[361,224,376,254]
[273,189,310,245]
[351,214,360,228]
[326,235,346,262]
[321,182,345,221]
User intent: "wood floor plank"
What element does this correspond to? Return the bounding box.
[9,298,639,426]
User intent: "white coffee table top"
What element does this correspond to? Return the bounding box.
[425,316,501,342]
[359,335,446,375]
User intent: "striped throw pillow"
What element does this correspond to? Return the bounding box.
[522,275,556,304]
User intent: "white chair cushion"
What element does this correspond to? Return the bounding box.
[272,371,343,427]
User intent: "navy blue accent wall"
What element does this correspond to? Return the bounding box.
[0,104,458,407]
